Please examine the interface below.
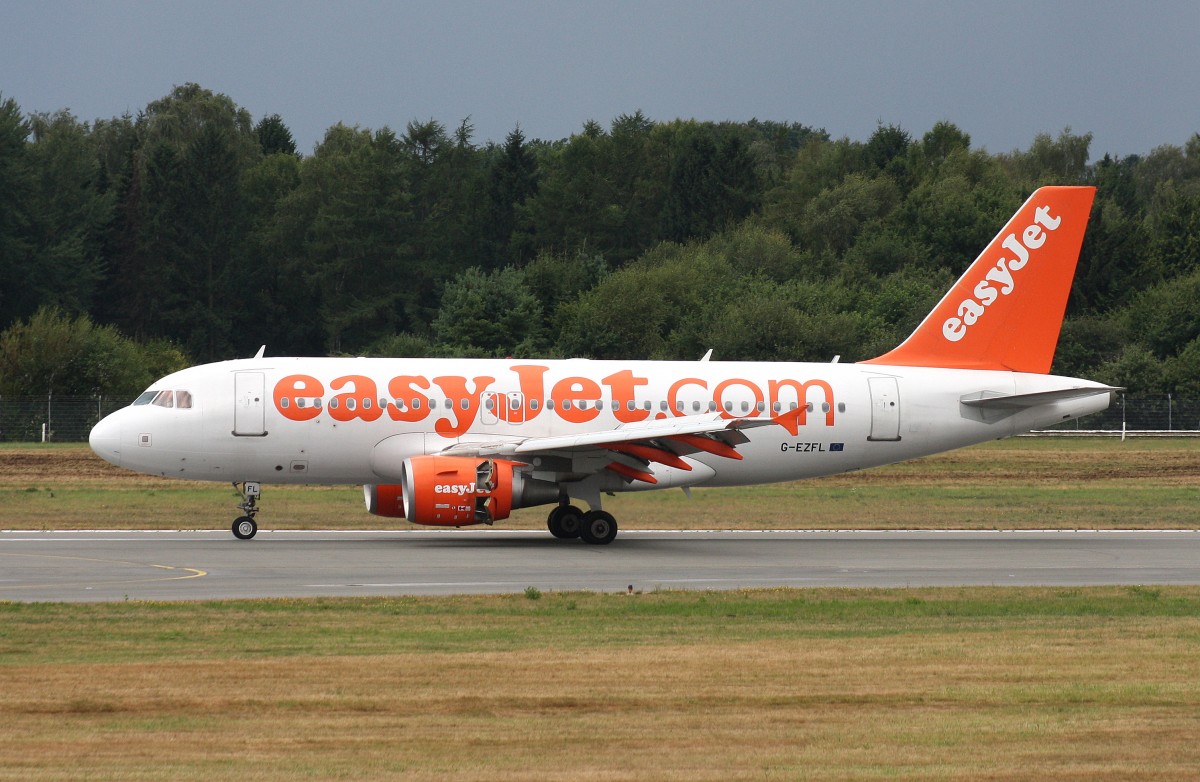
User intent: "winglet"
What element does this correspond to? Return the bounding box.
[862,186,1095,374]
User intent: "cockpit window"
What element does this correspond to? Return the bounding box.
[133,389,192,409]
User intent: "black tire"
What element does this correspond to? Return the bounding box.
[579,510,618,545]
[547,505,583,539]
[232,516,258,540]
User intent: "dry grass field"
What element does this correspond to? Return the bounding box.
[2,588,1199,781]
[2,437,1199,530]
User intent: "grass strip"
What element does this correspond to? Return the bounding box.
[2,438,1199,530]
[1,587,1199,780]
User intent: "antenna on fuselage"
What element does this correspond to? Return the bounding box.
[700,349,713,362]
[253,345,266,359]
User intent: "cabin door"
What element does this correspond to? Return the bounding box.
[867,377,901,442]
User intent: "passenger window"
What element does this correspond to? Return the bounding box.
[176,390,193,409]
[692,401,700,412]
[460,399,469,410]
[484,397,494,411]
[626,400,635,412]
[530,399,540,411]
[412,398,422,410]
[546,399,556,410]
[152,390,174,408]
[283,397,293,409]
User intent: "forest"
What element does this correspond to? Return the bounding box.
[1,82,1199,397]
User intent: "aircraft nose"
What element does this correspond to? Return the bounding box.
[89,414,122,467]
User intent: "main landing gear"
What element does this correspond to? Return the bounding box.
[232,481,261,540]
[546,503,618,545]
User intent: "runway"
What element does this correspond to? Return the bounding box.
[2,529,1199,602]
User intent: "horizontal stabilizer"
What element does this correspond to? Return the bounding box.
[960,386,1122,410]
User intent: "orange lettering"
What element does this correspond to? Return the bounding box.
[667,377,707,417]
[769,378,835,434]
[329,375,383,422]
[551,376,601,424]
[387,375,432,422]
[604,369,650,423]
[713,378,765,419]
[507,365,549,422]
[274,374,324,422]
[432,375,495,437]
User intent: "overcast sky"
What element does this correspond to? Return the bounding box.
[3,1,1197,159]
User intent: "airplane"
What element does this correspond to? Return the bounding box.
[89,185,1117,544]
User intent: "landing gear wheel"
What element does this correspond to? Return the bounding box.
[232,481,262,539]
[547,505,584,539]
[232,516,258,540]
[579,510,618,545]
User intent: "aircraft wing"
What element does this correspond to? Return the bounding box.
[436,412,779,484]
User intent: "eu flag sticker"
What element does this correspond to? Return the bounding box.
[829,443,845,452]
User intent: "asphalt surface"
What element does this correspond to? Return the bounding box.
[2,529,1199,602]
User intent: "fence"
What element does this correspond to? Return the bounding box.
[1036,393,1200,434]
[3,393,1199,443]
[0,396,130,442]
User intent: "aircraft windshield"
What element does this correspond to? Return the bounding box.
[131,389,193,409]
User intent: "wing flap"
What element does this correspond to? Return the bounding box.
[438,412,775,458]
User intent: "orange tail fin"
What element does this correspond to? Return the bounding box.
[862,185,1095,374]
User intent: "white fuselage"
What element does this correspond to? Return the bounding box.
[89,356,1112,489]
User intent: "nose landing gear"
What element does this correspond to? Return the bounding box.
[232,481,261,539]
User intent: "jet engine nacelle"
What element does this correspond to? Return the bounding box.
[366,455,560,526]
[363,483,406,518]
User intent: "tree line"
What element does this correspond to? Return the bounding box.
[1,83,1199,397]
